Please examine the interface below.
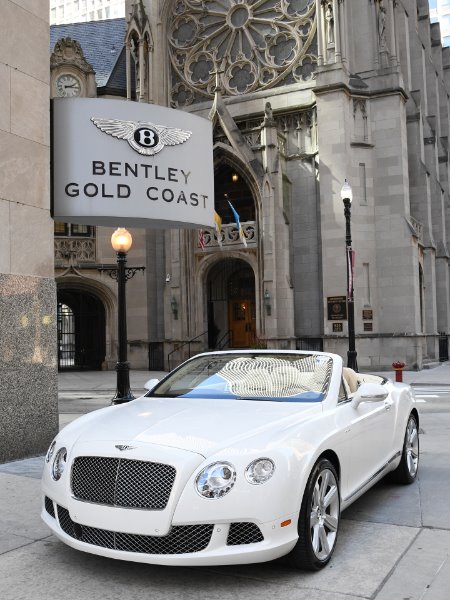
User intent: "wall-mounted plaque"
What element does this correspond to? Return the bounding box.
[332,322,343,333]
[327,296,347,321]
[363,322,373,332]
[362,309,373,321]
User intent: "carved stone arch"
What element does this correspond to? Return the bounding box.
[56,276,117,367]
[213,144,262,218]
[196,253,261,348]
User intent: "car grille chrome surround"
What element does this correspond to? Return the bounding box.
[56,505,214,554]
[71,456,176,510]
[45,496,56,518]
[226,522,264,545]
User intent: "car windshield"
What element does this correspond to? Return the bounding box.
[147,353,334,402]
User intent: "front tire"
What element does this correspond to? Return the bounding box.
[391,413,419,484]
[288,458,340,571]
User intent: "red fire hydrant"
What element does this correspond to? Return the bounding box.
[392,361,406,382]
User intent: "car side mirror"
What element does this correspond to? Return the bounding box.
[352,382,389,408]
[144,378,160,391]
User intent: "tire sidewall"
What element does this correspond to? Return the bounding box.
[297,458,340,570]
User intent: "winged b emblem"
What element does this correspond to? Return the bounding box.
[91,117,192,156]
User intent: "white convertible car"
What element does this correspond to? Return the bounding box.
[42,351,419,570]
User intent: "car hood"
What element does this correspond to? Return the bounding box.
[69,396,322,457]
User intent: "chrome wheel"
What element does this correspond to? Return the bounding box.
[309,467,339,561]
[405,415,419,478]
[390,412,419,484]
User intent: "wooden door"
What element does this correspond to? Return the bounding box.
[228,299,256,348]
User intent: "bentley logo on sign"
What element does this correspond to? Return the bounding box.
[91,118,192,156]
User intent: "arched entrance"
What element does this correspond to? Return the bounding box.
[57,289,106,370]
[207,258,256,349]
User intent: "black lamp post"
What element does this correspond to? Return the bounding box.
[341,180,358,372]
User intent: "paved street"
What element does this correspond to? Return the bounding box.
[1,366,450,599]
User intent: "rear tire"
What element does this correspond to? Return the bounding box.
[288,458,340,571]
[390,413,419,484]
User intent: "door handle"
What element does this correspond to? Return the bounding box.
[384,401,392,411]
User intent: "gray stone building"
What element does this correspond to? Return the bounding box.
[50,0,450,373]
[0,1,58,462]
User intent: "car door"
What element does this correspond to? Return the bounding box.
[336,383,395,500]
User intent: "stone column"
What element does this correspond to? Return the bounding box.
[139,37,145,101]
[316,0,324,66]
[333,0,341,63]
[126,41,131,100]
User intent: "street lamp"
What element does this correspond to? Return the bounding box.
[341,180,358,371]
[111,227,135,404]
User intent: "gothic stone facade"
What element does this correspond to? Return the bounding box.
[53,0,450,371]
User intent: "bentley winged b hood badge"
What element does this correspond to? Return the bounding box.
[91,117,192,156]
[115,444,137,451]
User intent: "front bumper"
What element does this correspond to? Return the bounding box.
[42,496,299,566]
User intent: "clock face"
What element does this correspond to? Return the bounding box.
[56,74,82,97]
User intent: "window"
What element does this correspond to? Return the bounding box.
[54,222,95,237]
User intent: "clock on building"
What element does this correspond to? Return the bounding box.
[56,73,82,97]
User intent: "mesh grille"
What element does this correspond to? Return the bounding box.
[227,522,264,545]
[56,506,213,554]
[71,456,176,509]
[45,496,55,518]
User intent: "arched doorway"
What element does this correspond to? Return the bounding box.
[57,289,106,370]
[207,258,256,349]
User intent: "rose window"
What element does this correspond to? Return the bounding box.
[169,0,317,106]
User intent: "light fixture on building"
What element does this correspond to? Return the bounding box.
[340,179,358,371]
[231,173,239,183]
[264,289,271,316]
[171,297,179,320]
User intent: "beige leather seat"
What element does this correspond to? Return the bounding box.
[343,367,359,395]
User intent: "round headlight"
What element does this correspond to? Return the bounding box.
[245,458,275,485]
[51,447,67,481]
[195,461,236,499]
[45,440,56,463]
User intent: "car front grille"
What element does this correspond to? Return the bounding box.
[56,506,264,555]
[71,456,176,510]
[56,505,214,554]
[227,522,264,545]
[45,496,55,518]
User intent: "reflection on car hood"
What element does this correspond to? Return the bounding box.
[72,396,321,457]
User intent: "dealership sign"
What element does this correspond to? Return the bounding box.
[51,98,214,228]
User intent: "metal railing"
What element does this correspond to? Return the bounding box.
[167,331,208,371]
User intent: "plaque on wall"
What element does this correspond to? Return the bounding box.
[327,296,347,321]
[362,309,373,320]
[363,322,373,332]
[332,322,343,333]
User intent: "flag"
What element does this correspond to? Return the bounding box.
[228,201,247,247]
[198,229,205,250]
[214,210,222,247]
[347,247,355,300]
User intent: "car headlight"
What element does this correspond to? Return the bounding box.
[51,447,67,481]
[45,440,56,463]
[195,461,236,499]
[245,458,275,485]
